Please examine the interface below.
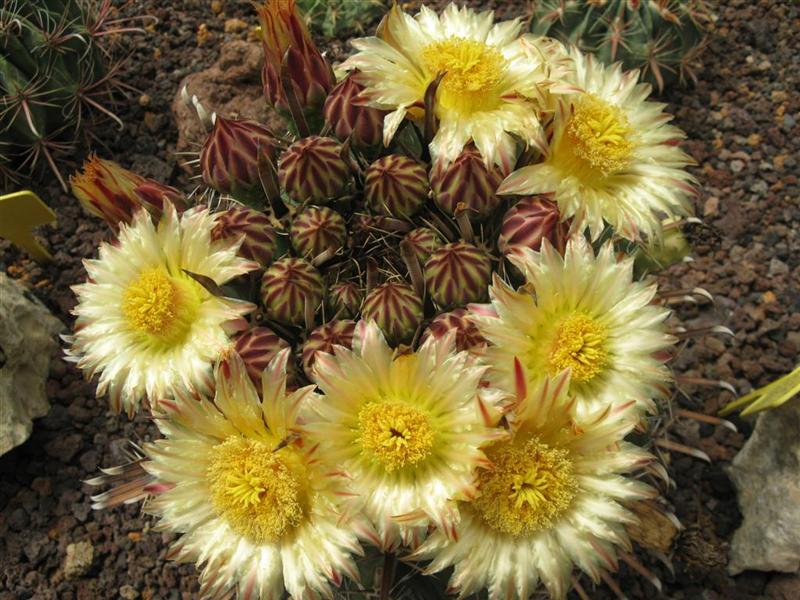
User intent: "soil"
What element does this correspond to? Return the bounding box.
[1,0,798,599]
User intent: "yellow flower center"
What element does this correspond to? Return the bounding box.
[422,37,505,115]
[548,312,608,383]
[358,401,434,471]
[474,437,578,536]
[566,95,633,176]
[122,268,200,344]
[207,436,306,544]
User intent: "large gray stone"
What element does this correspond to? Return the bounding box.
[0,273,64,456]
[727,399,800,574]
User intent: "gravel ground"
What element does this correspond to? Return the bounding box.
[1,0,798,598]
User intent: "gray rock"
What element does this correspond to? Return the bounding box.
[0,274,64,456]
[64,540,94,579]
[727,400,800,574]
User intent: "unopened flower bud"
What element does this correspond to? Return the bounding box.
[200,116,277,206]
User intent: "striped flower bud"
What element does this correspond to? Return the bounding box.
[256,0,334,120]
[200,116,277,206]
[234,326,292,385]
[362,282,423,346]
[328,282,363,318]
[498,196,569,255]
[424,242,492,309]
[431,146,503,220]
[403,227,443,265]
[301,319,356,380]
[364,155,428,219]
[323,72,387,149]
[260,257,324,326]
[290,206,346,260]
[421,308,487,352]
[71,155,185,228]
[278,136,350,203]
[211,206,278,267]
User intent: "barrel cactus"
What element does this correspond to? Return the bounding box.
[530,0,713,92]
[75,2,711,599]
[0,0,133,189]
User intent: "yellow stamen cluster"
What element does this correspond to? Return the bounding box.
[122,268,198,343]
[567,94,633,175]
[422,37,505,115]
[474,437,578,536]
[207,436,306,544]
[548,312,609,383]
[358,401,434,471]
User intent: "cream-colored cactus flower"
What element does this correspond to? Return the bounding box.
[412,368,655,599]
[342,2,572,172]
[65,203,256,416]
[500,48,696,240]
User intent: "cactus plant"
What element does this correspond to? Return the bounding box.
[297,0,387,38]
[0,0,136,190]
[530,0,713,92]
[75,3,702,596]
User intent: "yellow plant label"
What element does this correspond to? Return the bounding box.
[0,190,56,262]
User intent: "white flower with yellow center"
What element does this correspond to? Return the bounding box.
[136,351,364,599]
[341,3,572,171]
[411,368,655,599]
[307,321,504,549]
[473,237,674,415]
[499,49,697,240]
[64,203,256,416]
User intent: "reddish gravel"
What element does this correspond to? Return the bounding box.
[1,1,798,598]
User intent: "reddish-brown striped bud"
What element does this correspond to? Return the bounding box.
[362,282,423,346]
[256,0,334,118]
[403,227,443,265]
[260,257,324,325]
[431,146,503,220]
[234,326,293,385]
[327,282,363,318]
[290,206,346,259]
[364,155,428,219]
[278,136,350,203]
[424,242,492,309]
[71,155,186,228]
[421,308,487,352]
[302,319,356,380]
[323,73,387,148]
[200,116,277,206]
[211,206,278,267]
[498,196,569,255]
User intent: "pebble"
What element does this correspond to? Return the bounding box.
[119,585,140,599]
[63,541,94,580]
[730,159,745,173]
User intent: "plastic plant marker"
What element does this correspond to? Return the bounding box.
[0,191,56,262]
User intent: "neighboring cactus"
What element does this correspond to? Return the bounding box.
[0,0,135,189]
[530,0,712,92]
[297,0,387,38]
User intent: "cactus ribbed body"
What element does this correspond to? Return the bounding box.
[530,0,711,92]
